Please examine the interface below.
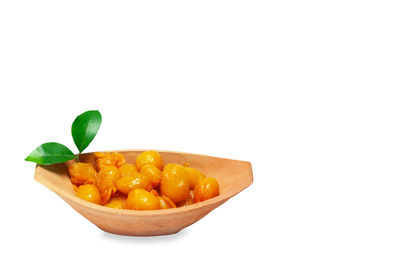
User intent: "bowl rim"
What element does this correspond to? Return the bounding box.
[34,149,253,217]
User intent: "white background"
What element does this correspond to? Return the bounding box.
[1,1,399,265]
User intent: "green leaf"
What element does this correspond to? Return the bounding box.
[71,110,102,153]
[25,142,77,165]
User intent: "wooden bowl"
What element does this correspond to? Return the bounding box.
[34,150,253,236]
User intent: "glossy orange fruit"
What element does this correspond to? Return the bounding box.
[119,164,138,178]
[157,195,177,209]
[94,152,126,171]
[76,184,101,204]
[160,163,190,203]
[140,164,162,188]
[135,151,164,171]
[116,171,151,196]
[194,177,220,203]
[97,166,120,204]
[125,189,160,210]
[68,162,97,186]
[185,166,206,189]
[104,195,126,209]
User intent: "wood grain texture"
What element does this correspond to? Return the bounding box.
[34,150,253,236]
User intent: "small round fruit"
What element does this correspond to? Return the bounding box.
[95,152,126,171]
[116,172,151,195]
[158,195,177,209]
[135,151,164,171]
[163,195,176,208]
[76,184,101,204]
[140,164,162,188]
[126,189,160,210]
[98,166,120,183]
[97,166,120,203]
[185,166,206,189]
[68,162,97,186]
[119,164,138,178]
[194,177,220,203]
[104,196,125,209]
[160,163,190,203]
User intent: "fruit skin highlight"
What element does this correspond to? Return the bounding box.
[104,196,126,209]
[125,189,160,210]
[96,166,120,204]
[135,150,164,171]
[185,166,206,189]
[68,162,97,186]
[194,177,220,203]
[76,184,101,204]
[116,171,152,196]
[160,164,190,204]
[140,164,162,188]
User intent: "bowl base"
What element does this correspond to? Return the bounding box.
[98,226,182,237]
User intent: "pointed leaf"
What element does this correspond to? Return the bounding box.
[71,110,102,153]
[25,142,76,165]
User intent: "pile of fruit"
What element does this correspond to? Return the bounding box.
[68,151,220,210]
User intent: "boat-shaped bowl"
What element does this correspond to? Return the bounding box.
[34,150,253,236]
